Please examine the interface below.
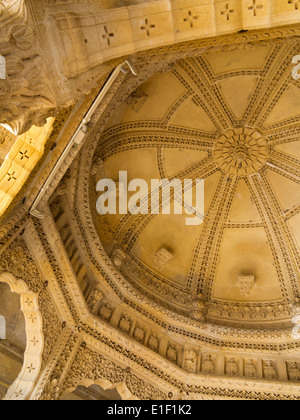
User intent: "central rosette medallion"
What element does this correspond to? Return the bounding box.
[213,128,269,176]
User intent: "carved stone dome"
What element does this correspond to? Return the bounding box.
[88,41,300,330]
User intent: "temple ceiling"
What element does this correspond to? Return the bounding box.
[24,31,300,396]
[1,0,300,401]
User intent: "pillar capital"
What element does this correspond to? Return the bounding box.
[0,0,57,135]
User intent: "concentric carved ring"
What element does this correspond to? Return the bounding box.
[213,128,269,176]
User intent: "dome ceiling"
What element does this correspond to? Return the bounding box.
[89,40,300,328]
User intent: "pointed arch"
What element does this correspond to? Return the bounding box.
[0,272,43,400]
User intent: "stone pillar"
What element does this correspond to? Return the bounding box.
[0,0,57,135]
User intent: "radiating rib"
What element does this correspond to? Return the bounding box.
[191,56,239,127]
[174,61,232,132]
[98,131,216,159]
[247,174,299,301]
[101,121,218,143]
[265,122,300,146]
[267,151,300,184]
[249,44,300,128]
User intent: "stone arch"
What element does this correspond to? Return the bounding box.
[61,378,137,401]
[0,272,43,400]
